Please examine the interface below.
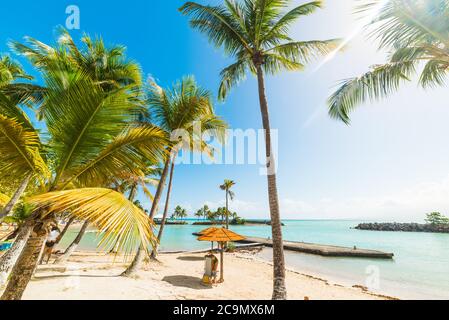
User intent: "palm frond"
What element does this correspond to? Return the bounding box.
[42,70,143,186]
[0,115,49,180]
[420,59,448,88]
[179,2,252,55]
[0,55,33,86]
[60,124,168,189]
[268,39,341,64]
[0,193,10,207]
[328,60,417,124]
[360,0,449,48]
[0,92,35,131]
[218,58,251,100]
[29,188,156,256]
[263,1,323,45]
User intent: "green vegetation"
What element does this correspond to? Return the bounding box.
[171,206,188,221]
[425,212,449,225]
[328,0,449,123]
[220,180,236,229]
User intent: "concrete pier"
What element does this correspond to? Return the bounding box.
[237,237,394,259]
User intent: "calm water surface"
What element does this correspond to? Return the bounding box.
[60,220,449,299]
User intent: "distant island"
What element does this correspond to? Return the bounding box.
[355,212,449,233]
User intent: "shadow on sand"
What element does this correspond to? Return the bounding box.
[162,275,211,290]
[177,256,206,262]
[32,274,120,281]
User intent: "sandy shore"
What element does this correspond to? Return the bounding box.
[21,250,393,300]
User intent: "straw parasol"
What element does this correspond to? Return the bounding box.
[197,227,220,236]
[197,227,245,283]
[197,227,221,250]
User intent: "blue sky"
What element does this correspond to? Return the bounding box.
[2,0,449,221]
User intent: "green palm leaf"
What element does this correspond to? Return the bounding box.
[0,115,49,180]
[42,70,143,186]
[329,0,449,122]
[29,188,156,256]
[61,124,168,189]
[328,60,416,124]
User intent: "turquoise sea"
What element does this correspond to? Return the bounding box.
[60,220,449,300]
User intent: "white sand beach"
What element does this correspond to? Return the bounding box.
[22,250,394,300]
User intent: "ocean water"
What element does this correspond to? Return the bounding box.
[60,220,449,300]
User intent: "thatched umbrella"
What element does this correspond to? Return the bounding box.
[197,228,245,283]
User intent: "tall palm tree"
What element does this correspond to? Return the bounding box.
[220,180,235,229]
[0,60,167,300]
[202,205,211,220]
[195,209,203,220]
[146,76,227,258]
[180,0,338,299]
[328,0,449,123]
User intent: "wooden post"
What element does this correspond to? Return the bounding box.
[219,242,224,283]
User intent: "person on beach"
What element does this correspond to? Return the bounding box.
[41,226,61,264]
[210,253,219,284]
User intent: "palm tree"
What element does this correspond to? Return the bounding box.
[118,168,160,276]
[328,0,449,123]
[180,0,338,299]
[144,76,227,258]
[0,49,167,300]
[0,29,145,224]
[195,209,203,220]
[0,56,42,221]
[11,28,142,92]
[220,180,235,229]
[180,209,188,221]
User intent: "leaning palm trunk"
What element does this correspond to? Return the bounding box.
[152,159,176,258]
[55,216,76,245]
[54,220,89,264]
[121,183,149,276]
[1,218,48,300]
[121,244,145,277]
[0,174,32,222]
[256,64,287,300]
[148,156,171,220]
[122,155,172,276]
[0,223,33,292]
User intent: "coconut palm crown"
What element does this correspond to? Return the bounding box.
[328,0,449,124]
[180,0,339,100]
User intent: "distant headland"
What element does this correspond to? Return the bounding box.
[355,212,449,233]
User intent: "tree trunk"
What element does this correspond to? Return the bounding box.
[255,64,287,300]
[121,183,147,276]
[148,156,171,220]
[0,174,32,222]
[225,191,229,229]
[219,242,224,283]
[152,159,176,258]
[55,216,76,245]
[121,245,145,277]
[0,223,32,291]
[54,220,89,264]
[1,220,47,300]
